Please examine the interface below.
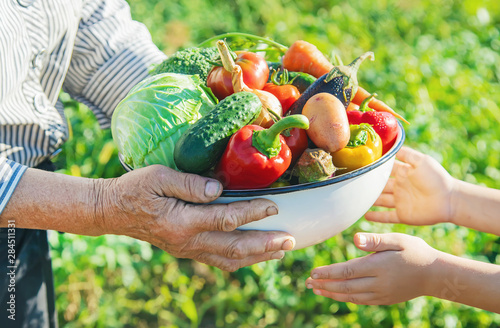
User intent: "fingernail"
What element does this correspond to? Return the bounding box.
[271,251,284,260]
[282,238,295,251]
[312,273,318,279]
[306,283,313,289]
[314,289,322,296]
[358,234,367,247]
[266,206,278,216]
[205,180,221,198]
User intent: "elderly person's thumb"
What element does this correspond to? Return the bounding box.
[354,233,405,253]
[144,165,223,203]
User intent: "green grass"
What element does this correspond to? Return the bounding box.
[51,0,500,327]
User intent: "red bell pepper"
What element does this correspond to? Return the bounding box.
[215,115,309,190]
[281,127,309,165]
[347,93,398,154]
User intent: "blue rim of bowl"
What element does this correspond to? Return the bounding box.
[119,121,406,197]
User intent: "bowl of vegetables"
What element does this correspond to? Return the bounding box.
[211,122,404,250]
[112,33,408,250]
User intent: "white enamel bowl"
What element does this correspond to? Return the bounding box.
[120,123,405,250]
[211,122,405,250]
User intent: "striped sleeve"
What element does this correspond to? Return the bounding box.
[0,158,27,215]
[62,0,166,128]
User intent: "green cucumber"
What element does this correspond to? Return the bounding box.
[289,72,317,93]
[174,92,262,174]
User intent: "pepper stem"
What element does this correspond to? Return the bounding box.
[359,93,377,112]
[252,115,309,158]
[347,123,377,148]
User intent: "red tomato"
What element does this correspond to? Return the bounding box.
[282,127,309,164]
[207,51,269,100]
[262,83,301,114]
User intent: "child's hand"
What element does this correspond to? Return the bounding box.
[365,146,456,226]
[305,233,439,305]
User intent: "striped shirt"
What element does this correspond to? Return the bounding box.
[0,0,167,213]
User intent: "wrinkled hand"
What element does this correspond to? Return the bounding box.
[365,146,457,226]
[306,233,439,305]
[95,165,295,271]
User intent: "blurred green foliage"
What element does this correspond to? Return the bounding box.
[51,0,500,327]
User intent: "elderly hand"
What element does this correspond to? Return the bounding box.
[96,165,295,271]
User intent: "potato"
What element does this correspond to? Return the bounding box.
[302,93,350,153]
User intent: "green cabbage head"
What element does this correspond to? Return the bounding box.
[111,73,217,170]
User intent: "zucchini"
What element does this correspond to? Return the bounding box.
[174,92,262,174]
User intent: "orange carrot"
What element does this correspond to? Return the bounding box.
[353,86,409,124]
[282,40,334,78]
[283,40,409,124]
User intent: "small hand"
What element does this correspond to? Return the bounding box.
[365,146,456,226]
[97,165,295,272]
[306,233,439,305]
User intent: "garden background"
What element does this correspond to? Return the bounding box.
[52,0,500,327]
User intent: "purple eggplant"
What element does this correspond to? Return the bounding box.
[288,52,374,115]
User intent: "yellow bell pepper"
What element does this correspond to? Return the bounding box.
[331,123,382,173]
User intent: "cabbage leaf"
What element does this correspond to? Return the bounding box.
[111,73,217,170]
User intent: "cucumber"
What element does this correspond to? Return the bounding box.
[174,92,262,174]
[289,72,316,93]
